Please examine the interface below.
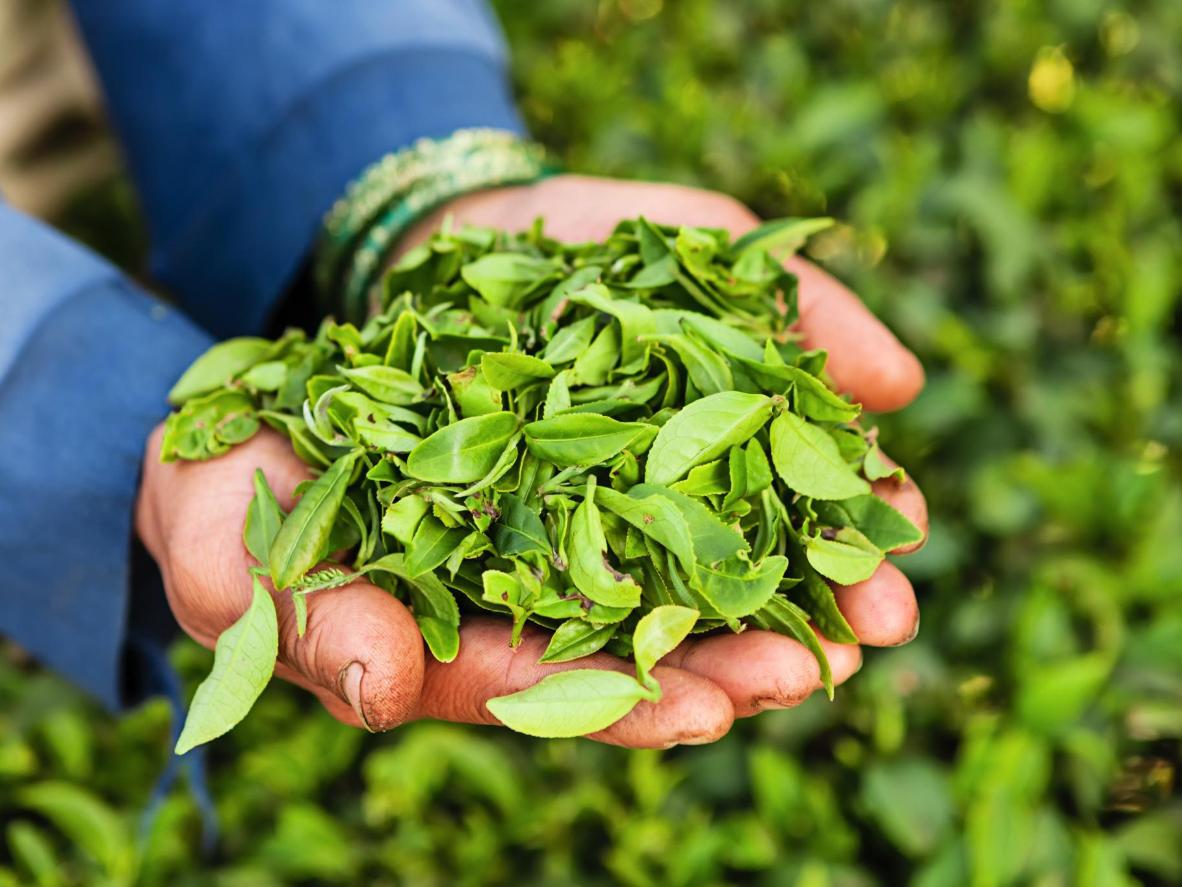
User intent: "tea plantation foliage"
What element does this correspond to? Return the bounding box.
[2,0,1180,883]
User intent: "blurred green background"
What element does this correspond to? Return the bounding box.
[3,0,1181,883]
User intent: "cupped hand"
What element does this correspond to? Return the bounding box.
[139,174,927,749]
[406,173,930,677]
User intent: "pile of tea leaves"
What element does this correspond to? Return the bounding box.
[162,216,921,750]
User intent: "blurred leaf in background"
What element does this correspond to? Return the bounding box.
[3,0,1181,883]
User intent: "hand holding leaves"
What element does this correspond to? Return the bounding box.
[148,178,928,751]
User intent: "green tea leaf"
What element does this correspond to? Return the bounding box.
[167,337,271,404]
[645,392,774,485]
[269,451,359,590]
[805,529,884,585]
[628,484,748,564]
[570,284,656,370]
[175,575,278,754]
[448,366,503,417]
[405,412,520,483]
[696,556,788,619]
[754,596,835,699]
[542,316,597,365]
[633,606,698,686]
[670,311,765,361]
[815,494,924,551]
[524,414,648,467]
[863,441,906,482]
[671,458,730,497]
[340,365,423,405]
[486,669,648,738]
[381,495,428,544]
[745,440,774,494]
[769,411,870,500]
[572,323,620,386]
[481,352,556,390]
[243,469,284,568]
[539,620,618,664]
[460,253,556,307]
[240,359,288,392]
[729,217,834,259]
[354,420,422,452]
[481,570,534,645]
[793,571,859,644]
[493,493,551,557]
[595,486,697,574]
[567,481,642,608]
[405,515,467,577]
[788,367,861,423]
[642,333,733,395]
[364,553,460,661]
[406,572,461,662]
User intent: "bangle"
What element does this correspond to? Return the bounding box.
[314,128,553,323]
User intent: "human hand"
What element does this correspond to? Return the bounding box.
[403,175,930,698]
[140,174,927,749]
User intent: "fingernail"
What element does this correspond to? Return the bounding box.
[338,661,373,732]
[678,733,716,746]
[895,612,921,646]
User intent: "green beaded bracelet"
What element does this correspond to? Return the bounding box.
[314,129,553,322]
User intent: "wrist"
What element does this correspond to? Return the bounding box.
[393,181,541,259]
[313,129,555,321]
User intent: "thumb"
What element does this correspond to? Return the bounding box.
[271,570,426,732]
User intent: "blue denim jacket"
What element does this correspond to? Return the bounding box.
[0,0,523,709]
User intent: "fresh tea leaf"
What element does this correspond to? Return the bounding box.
[175,575,278,754]
[770,412,870,500]
[340,365,423,405]
[633,606,698,687]
[540,621,619,664]
[269,451,359,590]
[567,482,642,608]
[815,494,924,552]
[167,337,271,405]
[486,669,648,738]
[645,392,774,485]
[754,596,835,699]
[481,352,556,390]
[405,516,467,578]
[805,529,884,585]
[524,414,648,467]
[405,412,520,483]
[243,469,284,567]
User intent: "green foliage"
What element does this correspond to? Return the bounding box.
[3,0,1181,883]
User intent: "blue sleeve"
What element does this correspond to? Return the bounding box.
[68,0,525,338]
[0,205,212,708]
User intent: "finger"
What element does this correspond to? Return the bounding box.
[274,663,363,727]
[270,574,426,732]
[871,452,929,554]
[787,257,925,413]
[417,618,734,748]
[161,429,425,732]
[664,629,862,718]
[832,560,920,647]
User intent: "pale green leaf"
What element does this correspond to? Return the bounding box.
[175,576,278,754]
[486,669,648,738]
[769,411,870,500]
